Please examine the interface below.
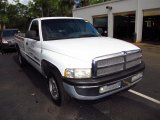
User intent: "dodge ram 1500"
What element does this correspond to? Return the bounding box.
[15,17,145,105]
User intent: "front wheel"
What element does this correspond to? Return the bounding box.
[49,77,60,101]
[48,70,70,105]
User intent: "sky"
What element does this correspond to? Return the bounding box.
[8,0,30,5]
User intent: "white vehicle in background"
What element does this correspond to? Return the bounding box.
[15,17,145,105]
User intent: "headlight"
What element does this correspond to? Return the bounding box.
[2,39,8,44]
[64,68,91,78]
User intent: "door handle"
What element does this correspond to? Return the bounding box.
[26,42,28,45]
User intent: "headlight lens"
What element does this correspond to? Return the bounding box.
[64,68,91,78]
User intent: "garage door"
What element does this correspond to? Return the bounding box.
[143,9,160,42]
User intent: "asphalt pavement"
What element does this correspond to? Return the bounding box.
[0,44,160,120]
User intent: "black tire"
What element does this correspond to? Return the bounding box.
[18,51,26,67]
[1,45,5,54]
[48,69,70,106]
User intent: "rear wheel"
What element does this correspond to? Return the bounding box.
[48,69,70,105]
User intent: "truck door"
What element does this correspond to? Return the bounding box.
[25,20,41,71]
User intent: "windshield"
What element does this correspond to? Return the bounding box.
[41,19,100,41]
[2,30,18,37]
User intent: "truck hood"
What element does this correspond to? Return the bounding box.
[42,37,140,62]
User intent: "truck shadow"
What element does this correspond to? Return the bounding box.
[13,54,51,99]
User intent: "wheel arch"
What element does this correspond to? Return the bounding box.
[41,59,62,79]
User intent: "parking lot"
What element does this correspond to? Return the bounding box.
[0,43,160,120]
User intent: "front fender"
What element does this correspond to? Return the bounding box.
[41,49,91,76]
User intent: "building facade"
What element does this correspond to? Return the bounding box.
[73,0,160,42]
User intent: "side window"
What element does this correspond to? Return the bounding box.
[30,20,39,39]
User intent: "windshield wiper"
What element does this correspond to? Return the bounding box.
[45,34,99,41]
[46,36,77,41]
[79,34,98,38]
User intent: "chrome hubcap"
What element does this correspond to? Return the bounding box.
[49,77,59,100]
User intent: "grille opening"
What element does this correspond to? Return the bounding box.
[97,56,124,68]
[126,52,142,61]
[126,59,141,69]
[97,64,124,76]
[93,50,142,77]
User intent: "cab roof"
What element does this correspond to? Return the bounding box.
[35,17,83,21]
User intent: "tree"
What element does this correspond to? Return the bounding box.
[1,15,8,29]
[0,0,8,30]
[28,0,74,17]
[28,0,59,17]
[6,1,30,31]
[0,0,111,31]
[58,0,74,16]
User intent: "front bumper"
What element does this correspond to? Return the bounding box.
[63,62,145,100]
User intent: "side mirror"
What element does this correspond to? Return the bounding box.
[26,30,39,41]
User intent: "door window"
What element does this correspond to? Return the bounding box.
[30,20,39,40]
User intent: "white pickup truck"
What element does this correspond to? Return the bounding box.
[15,17,145,105]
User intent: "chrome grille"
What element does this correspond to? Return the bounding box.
[97,64,124,76]
[92,50,142,77]
[97,57,124,68]
[126,59,141,69]
[126,52,142,61]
